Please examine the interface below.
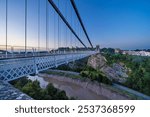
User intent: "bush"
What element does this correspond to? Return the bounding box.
[11,78,69,100]
[103,53,150,96]
[80,66,112,85]
[54,57,89,72]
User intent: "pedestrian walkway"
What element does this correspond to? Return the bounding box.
[0,80,32,100]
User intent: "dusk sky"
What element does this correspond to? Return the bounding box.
[0,0,150,50]
[76,0,150,49]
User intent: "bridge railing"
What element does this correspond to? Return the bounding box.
[0,45,96,59]
[0,50,97,81]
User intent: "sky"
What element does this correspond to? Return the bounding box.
[0,0,150,50]
[76,0,150,49]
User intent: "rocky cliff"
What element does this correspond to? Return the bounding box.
[87,53,128,83]
[88,54,107,69]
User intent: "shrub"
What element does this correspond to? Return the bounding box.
[80,67,112,85]
[11,78,69,100]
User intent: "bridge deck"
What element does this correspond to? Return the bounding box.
[0,80,32,100]
[0,52,96,81]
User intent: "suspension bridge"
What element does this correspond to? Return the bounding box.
[0,0,97,82]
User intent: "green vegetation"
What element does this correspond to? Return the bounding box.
[103,53,150,96]
[80,66,112,85]
[55,57,89,72]
[101,48,115,54]
[10,78,69,100]
[51,56,112,85]
[43,67,112,85]
[43,69,140,99]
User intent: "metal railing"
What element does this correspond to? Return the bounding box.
[0,45,95,59]
[0,50,97,81]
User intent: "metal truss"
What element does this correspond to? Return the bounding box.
[0,52,95,82]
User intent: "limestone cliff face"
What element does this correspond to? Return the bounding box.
[87,53,128,83]
[87,54,107,69]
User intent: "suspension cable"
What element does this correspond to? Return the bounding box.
[25,0,27,55]
[48,0,87,48]
[59,0,61,49]
[78,20,80,48]
[54,8,56,50]
[38,0,40,53]
[65,0,67,48]
[6,0,8,57]
[73,10,76,50]
[70,4,72,49]
[70,0,93,48]
[57,0,60,51]
[46,0,48,51]
[78,21,81,48]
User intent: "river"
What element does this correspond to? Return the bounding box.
[28,75,108,100]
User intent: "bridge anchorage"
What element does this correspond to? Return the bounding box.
[0,0,97,82]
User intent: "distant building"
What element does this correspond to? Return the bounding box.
[122,51,128,55]
[115,48,122,54]
[122,50,150,57]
